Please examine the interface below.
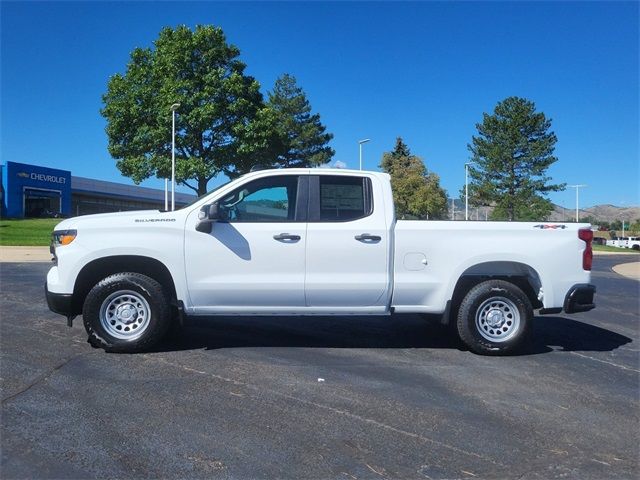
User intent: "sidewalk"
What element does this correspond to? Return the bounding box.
[612,262,640,281]
[0,246,51,262]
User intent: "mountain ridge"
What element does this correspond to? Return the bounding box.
[448,201,640,222]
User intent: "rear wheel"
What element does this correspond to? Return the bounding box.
[456,279,532,355]
[83,272,171,352]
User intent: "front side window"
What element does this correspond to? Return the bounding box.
[219,175,299,222]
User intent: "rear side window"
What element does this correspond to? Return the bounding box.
[317,176,372,222]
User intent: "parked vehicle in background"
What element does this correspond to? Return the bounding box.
[607,237,624,247]
[625,237,640,250]
[45,168,596,356]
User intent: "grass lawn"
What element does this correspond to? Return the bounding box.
[593,244,640,254]
[0,218,61,246]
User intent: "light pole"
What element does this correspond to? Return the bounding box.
[164,179,168,211]
[170,103,180,211]
[358,139,370,171]
[464,161,476,221]
[568,184,587,222]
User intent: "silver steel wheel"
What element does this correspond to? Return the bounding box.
[99,290,151,341]
[475,296,520,342]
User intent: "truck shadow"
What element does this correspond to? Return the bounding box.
[154,314,632,355]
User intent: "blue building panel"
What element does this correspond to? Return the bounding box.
[1,161,72,218]
[1,161,195,218]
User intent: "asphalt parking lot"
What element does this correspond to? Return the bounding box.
[1,256,638,479]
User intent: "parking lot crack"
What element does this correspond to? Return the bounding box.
[569,351,640,373]
[1,351,89,404]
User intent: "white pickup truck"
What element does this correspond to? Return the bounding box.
[46,168,596,355]
[624,237,640,250]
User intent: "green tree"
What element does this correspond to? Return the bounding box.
[101,25,265,195]
[380,138,448,219]
[264,74,334,168]
[467,96,565,221]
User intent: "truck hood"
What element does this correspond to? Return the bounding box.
[53,209,183,231]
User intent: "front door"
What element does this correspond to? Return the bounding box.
[184,174,307,312]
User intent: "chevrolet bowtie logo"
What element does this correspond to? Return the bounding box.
[17,172,29,178]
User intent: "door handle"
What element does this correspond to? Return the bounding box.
[355,233,382,242]
[273,233,301,241]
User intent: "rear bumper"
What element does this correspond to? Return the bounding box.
[45,282,74,317]
[564,284,596,313]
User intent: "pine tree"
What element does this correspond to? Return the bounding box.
[265,74,334,168]
[467,97,565,221]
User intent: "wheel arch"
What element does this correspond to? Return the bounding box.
[71,255,178,314]
[442,261,542,325]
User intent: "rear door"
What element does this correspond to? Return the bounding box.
[304,174,390,307]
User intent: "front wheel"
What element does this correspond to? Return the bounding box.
[83,272,171,353]
[456,279,533,355]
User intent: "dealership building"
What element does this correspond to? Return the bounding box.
[1,161,195,218]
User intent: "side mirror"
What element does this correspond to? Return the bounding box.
[196,202,227,233]
[198,203,218,221]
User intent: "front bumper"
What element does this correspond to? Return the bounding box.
[564,284,596,313]
[45,282,74,317]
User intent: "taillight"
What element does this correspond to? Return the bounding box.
[579,228,593,271]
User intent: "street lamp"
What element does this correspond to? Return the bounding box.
[358,139,370,171]
[170,103,180,211]
[568,184,587,222]
[464,161,476,221]
[164,179,168,211]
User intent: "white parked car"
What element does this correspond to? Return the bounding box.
[46,169,595,355]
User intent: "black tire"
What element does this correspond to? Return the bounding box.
[456,279,532,355]
[632,244,639,251]
[83,272,171,353]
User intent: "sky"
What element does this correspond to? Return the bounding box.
[1,1,638,208]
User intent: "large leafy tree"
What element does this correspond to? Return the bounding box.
[467,96,565,221]
[380,138,448,219]
[101,25,266,195]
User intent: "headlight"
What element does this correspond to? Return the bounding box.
[52,229,77,247]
